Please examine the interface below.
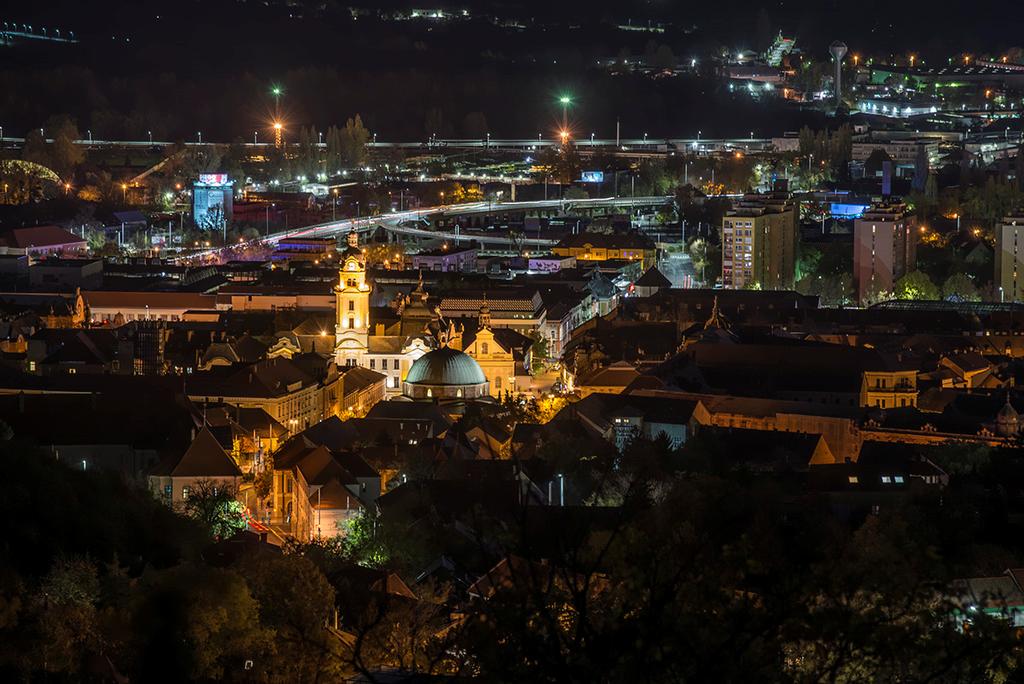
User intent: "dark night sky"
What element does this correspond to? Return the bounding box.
[2,0,1020,139]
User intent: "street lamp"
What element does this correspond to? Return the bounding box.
[559,94,572,129]
[121,183,128,203]
[148,130,152,145]
[197,131,202,144]
[253,130,258,145]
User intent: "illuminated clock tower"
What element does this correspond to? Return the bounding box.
[334,229,370,366]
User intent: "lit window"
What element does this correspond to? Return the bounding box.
[847,476,859,484]
[894,475,905,484]
[163,485,172,499]
[881,476,892,484]
[182,486,191,500]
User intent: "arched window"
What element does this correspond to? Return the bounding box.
[456,388,463,397]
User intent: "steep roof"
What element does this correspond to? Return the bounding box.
[150,427,242,478]
[2,225,86,249]
[634,267,672,288]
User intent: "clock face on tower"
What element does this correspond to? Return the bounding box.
[346,260,358,271]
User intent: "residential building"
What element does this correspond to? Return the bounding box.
[0,225,87,257]
[851,137,940,168]
[527,254,576,273]
[149,427,242,507]
[29,258,103,289]
[411,244,478,272]
[853,202,917,304]
[271,439,380,539]
[861,363,918,409]
[995,211,1024,302]
[552,232,657,270]
[186,355,345,432]
[721,191,797,290]
[85,291,219,324]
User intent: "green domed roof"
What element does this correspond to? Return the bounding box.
[405,347,486,386]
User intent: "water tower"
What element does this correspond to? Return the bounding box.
[829,41,848,107]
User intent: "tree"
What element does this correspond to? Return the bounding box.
[239,553,344,681]
[24,556,100,676]
[326,125,343,174]
[893,270,940,300]
[341,114,370,167]
[448,181,483,204]
[942,272,980,301]
[528,329,550,369]
[48,116,85,179]
[21,129,50,169]
[131,564,270,681]
[179,480,245,539]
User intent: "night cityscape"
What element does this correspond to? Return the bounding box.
[5,0,1024,681]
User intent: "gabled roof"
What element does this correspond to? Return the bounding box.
[1,225,86,249]
[634,267,672,288]
[311,478,363,510]
[150,427,242,478]
[579,361,641,389]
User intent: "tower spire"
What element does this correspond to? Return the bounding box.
[479,292,491,329]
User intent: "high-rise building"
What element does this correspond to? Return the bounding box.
[995,211,1024,302]
[853,202,917,304]
[721,191,797,290]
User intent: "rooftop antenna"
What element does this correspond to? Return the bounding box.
[829,41,848,108]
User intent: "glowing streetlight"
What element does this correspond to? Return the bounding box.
[121,183,128,203]
[909,54,916,67]
[558,94,572,133]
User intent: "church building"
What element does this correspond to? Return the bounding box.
[334,230,531,400]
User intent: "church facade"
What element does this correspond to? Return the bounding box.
[334,230,529,399]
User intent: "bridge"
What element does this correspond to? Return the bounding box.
[0,21,76,45]
[172,195,677,262]
[0,134,774,155]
